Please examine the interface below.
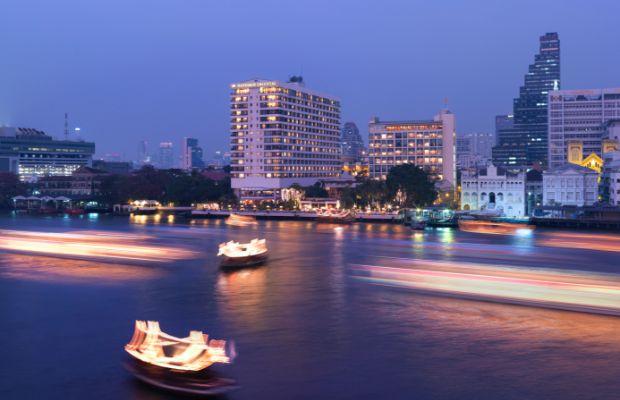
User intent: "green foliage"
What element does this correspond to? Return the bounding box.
[98,166,236,206]
[386,164,437,208]
[0,172,27,209]
[290,182,329,198]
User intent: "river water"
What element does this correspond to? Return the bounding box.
[0,214,619,399]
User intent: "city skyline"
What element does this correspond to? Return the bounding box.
[1,1,619,158]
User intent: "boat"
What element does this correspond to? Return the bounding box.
[410,220,426,230]
[65,208,84,215]
[316,208,355,224]
[218,239,268,268]
[124,320,237,395]
[226,213,257,226]
[458,218,534,236]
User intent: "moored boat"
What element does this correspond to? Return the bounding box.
[218,238,268,268]
[458,218,534,235]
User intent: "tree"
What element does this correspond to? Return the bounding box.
[290,182,328,198]
[0,172,27,209]
[386,164,437,208]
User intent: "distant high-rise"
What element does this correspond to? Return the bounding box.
[138,140,151,166]
[493,32,560,168]
[158,142,174,169]
[456,132,494,169]
[341,122,365,163]
[181,137,204,170]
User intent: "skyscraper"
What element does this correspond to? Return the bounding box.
[138,140,151,166]
[229,78,341,201]
[493,32,560,169]
[158,141,174,169]
[341,122,365,163]
[181,137,204,170]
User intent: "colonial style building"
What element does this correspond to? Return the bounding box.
[229,77,341,201]
[542,164,599,207]
[38,166,109,198]
[368,109,455,188]
[460,164,525,219]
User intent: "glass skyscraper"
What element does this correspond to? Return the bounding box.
[341,122,365,163]
[493,32,560,169]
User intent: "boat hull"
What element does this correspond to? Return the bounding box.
[220,252,268,269]
[125,360,238,396]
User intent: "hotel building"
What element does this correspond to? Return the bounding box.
[229,78,341,200]
[0,127,95,182]
[367,109,455,187]
[548,88,620,169]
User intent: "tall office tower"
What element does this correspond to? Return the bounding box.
[158,141,174,169]
[181,137,205,170]
[495,114,514,143]
[368,109,456,187]
[548,88,620,169]
[229,78,341,201]
[493,32,560,169]
[138,140,151,166]
[341,122,365,163]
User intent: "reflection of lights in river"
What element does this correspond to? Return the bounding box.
[351,260,620,316]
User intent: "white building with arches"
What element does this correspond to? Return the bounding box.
[460,164,525,219]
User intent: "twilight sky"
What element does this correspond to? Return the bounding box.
[1,0,619,162]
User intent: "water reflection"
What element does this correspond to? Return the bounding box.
[0,254,162,283]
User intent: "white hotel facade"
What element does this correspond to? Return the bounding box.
[548,88,620,169]
[368,109,456,188]
[229,79,341,200]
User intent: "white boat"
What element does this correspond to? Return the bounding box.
[226,213,257,227]
[218,239,268,268]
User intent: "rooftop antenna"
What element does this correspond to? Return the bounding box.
[64,113,69,139]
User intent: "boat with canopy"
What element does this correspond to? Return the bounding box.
[218,238,268,268]
[124,320,237,395]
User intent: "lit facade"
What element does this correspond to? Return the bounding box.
[493,32,560,168]
[0,127,95,182]
[548,88,620,169]
[542,164,598,207]
[460,165,525,219]
[368,109,455,187]
[229,78,341,198]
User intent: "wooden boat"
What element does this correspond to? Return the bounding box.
[316,209,355,224]
[124,320,236,395]
[458,219,534,235]
[218,239,268,268]
[226,213,257,226]
[125,320,233,371]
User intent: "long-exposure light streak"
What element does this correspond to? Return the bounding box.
[351,260,620,316]
[0,229,196,262]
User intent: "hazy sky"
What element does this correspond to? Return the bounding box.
[1,0,619,161]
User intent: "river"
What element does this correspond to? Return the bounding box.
[0,214,619,399]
